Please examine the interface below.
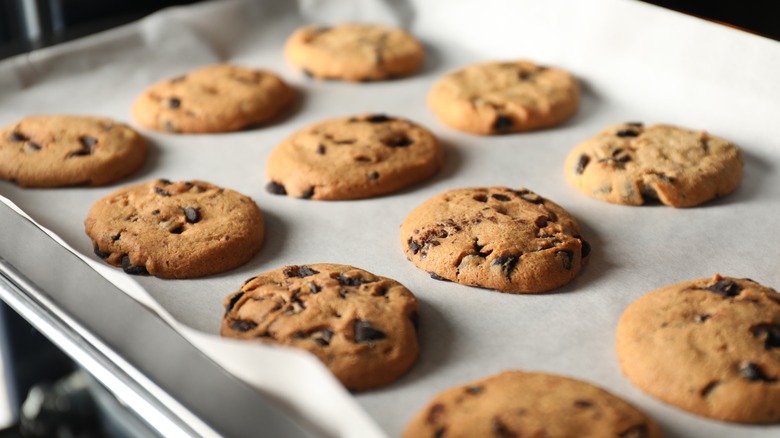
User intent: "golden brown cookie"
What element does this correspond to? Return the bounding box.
[403,370,663,438]
[564,122,744,207]
[131,64,294,133]
[427,60,580,135]
[400,187,589,293]
[0,115,146,187]
[221,263,419,391]
[616,275,780,423]
[265,113,444,200]
[284,23,425,82]
[85,179,264,279]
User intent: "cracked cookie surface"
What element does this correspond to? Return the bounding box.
[427,60,580,135]
[403,370,663,438]
[0,115,146,187]
[400,187,589,293]
[284,23,424,82]
[265,114,443,200]
[131,64,293,133]
[221,263,420,391]
[565,123,744,207]
[616,275,780,423]
[85,179,264,278]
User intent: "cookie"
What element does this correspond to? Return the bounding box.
[221,263,420,391]
[85,179,264,279]
[617,275,780,423]
[265,114,444,200]
[403,370,663,438]
[400,187,589,294]
[427,60,580,135]
[0,115,146,188]
[565,122,744,207]
[131,64,294,133]
[284,23,425,82]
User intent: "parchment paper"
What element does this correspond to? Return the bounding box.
[1,0,779,437]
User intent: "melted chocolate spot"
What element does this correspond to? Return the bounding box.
[283,265,320,278]
[408,238,422,255]
[354,320,386,342]
[316,144,326,154]
[739,362,776,382]
[491,194,510,201]
[493,255,519,278]
[752,324,780,349]
[154,187,171,197]
[381,133,413,147]
[266,181,287,195]
[574,400,593,408]
[170,225,184,234]
[338,274,375,286]
[556,250,574,270]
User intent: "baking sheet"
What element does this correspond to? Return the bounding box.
[1,0,779,436]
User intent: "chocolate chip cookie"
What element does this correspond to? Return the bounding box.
[565,122,744,207]
[0,115,146,187]
[284,23,425,82]
[221,263,420,391]
[403,370,663,438]
[427,60,580,135]
[265,114,443,200]
[400,187,589,293]
[85,179,264,278]
[616,275,780,423]
[131,64,294,133]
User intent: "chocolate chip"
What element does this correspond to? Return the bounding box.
[429,272,450,282]
[308,281,321,293]
[79,136,98,149]
[23,143,41,152]
[354,320,386,342]
[225,292,244,315]
[183,207,200,224]
[367,171,380,180]
[493,115,513,132]
[170,225,184,234]
[9,132,27,142]
[556,250,574,270]
[573,400,593,408]
[301,187,315,199]
[704,280,742,297]
[151,209,160,215]
[316,144,326,154]
[739,362,776,382]
[310,330,333,346]
[283,265,320,278]
[121,255,149,276]
[466,386,483,395]
[68,149,92,158]
[491,194,510,201]
[154,187,171,197]
[159,179,172,185]
[493,417,517,438]
[231,320,257,332]
[167,97,181,109]
[618,424,649,438]
[493,255,519,278]
[242,276,256,286]
[695,314,711,323]
[700,380,719,397]
[576,154,590,174]
[580,239,591,258]
[366,114,391,123]
[473,194,488,202]
[751,324,780,349]
[381,133,413,148]
[518,71,532,80]
[514,190,543,204]
[338,273,374,286]
[266,181,287,195]
[616,129,639,138]
[408,238,422,255]
[93,243,110,259]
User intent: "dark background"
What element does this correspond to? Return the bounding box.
[0,0,778,60]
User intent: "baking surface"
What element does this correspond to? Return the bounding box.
[1,0,779,436]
